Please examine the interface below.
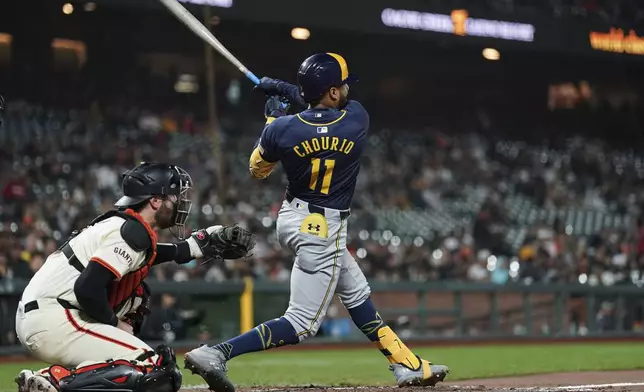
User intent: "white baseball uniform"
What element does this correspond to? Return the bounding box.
[16,213,159,368]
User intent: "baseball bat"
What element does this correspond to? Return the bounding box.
[158,0,261,85]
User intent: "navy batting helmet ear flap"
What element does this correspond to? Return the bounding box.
[297,53,359,102]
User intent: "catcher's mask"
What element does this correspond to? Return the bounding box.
[168,166,193,240]
[115,162,193,240]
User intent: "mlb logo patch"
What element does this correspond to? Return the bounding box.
[317,126,328,134]
[315,113,322,118]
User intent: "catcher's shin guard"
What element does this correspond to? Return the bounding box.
[52,346,182,392]
[138,344,183,392]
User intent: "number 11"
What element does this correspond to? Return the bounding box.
[309,158,335,195]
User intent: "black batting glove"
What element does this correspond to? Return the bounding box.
[265,96,289,119]
[254,77,308,111]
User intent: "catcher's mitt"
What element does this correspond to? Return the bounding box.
[211,225,256,261]
[190,225,256,264]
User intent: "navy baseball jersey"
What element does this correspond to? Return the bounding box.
[249,100,369,210]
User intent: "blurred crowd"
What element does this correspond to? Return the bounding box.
[0,99,643,291]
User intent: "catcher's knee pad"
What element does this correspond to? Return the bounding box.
[51,347,181,392]
[136,344,179,368]
[135,344,182,392]
[139,363,182,392]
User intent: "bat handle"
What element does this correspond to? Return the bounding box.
[244,70,261,85]
[244,69,288,110]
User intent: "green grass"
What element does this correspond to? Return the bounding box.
[1,343,644,391]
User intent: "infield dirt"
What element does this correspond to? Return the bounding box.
[184,370,644,392]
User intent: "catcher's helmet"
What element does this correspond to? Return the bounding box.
[115,162,193,239]
[297,53,359,102]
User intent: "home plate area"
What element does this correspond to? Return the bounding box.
[183,370,644,392]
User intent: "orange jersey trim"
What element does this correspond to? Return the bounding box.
[90,257,122,280]
[65,309,139,350]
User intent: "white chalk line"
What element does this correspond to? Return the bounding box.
[551,382,644,390]
[447,382,644,391]
[182,382,644,391]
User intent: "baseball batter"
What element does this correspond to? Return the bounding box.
[185,53,449,391]
[14,162,255,392]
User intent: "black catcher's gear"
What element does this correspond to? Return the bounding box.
[190,226,256,264]
[115,162,193,240]
[210,226,256,261]
[51,345,181,392]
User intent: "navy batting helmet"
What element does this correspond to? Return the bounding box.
[297,53,359,102]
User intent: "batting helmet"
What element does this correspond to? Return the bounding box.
[297,53,359,102]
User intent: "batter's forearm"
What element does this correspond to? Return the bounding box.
[155,242,193,265]
[249,150,276,179]
[74,262,119,327]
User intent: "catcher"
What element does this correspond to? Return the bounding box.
[15,162,255,392]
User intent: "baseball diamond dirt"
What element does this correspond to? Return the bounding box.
[182,370,644,392]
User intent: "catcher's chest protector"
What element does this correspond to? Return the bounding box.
[64,209,158,309]
[106,210,158,309]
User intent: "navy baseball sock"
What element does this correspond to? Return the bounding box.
[347,297,386,341]
[211,317,299,360]
[349,297,421,369]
